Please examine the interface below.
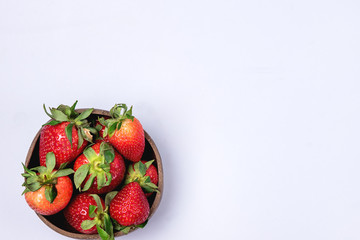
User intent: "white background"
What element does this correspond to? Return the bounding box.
[1,1,360,239]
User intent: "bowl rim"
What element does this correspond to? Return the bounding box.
[24,108,163,239]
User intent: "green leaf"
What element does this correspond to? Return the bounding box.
[103,127,108,137]
[45,152,56,173]
[105,172,112,187]
[137,161,147,176]
[116,121,122,130]
[105,191,118,207]
[83,146,98,161]
[143,176,151,183]
[104,150,115,164]
[81,220,97,230]
[75,108,93,121]
[100,142,114,161]
[88,205,97,218]
[120,226,131,234]
[52,168,74,178]
[126,106,134,121]
[78,128,84,149]
[99,163,110,172]
[142,182,159,193]
[98,117,107,126]
[26,182,42,192]
[30,166,47,174]
[42,120,61,126]
[64,106,72,117]
[90,194,103,212]
[97,172,107,189]
[43,104,53,119]
[144,160,154,169]
[136,219,148,228]
[88,127,98,135]
[83,174,96,192]
[26,176,38,185]
[21,188,31,195]
[108,122,117,137]
[95,123,103,132]
[127,105,132,115]
[58,162,69,170]
[45,185,57,203]
[22,163,36,176]
[65,123,74,147]
[111,217,122,231]
[97,225,110,240]
[57,104,72,118]
[21,173,32,178]
[104,214,114,240]
[50,108,69,122]
[70,100,78,113]
[74,164,90,189]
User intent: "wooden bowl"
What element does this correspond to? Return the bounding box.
[24,109,163,239]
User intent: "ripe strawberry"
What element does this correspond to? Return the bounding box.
[40,101,95,168]
[109,182,150,227]
[22,152,74,215]
[95,119,110,143]
[124,160,159,197]
[63,193,106,234]
[73,141,126,194]
[100,104,145,162]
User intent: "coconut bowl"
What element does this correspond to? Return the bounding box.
[24,109,163,239]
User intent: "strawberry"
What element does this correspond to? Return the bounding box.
[22,152,74,215]
[124,160,159,197]
[73,141,126,194]
[64,192,120,240]
[109,182,150,228]
[40,101,95,168]
[95,119,110,143]
[63,193,106,234]
[100,104,145,163]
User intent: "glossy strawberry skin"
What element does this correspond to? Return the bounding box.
[24,176,73,215]
[40,122,88,168]
[109,182,150,226]
[63,193,105,234]
[73,142,126,194]
[109,118,145,163]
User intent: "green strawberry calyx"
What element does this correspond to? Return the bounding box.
[21,152,74,203]
[124,160,159,193]
[105,191,148,235]
[112,217,148,235]
[81,192,117,240]
[98,103,134,138]
[74,142,115,192]
[43,100,96,148]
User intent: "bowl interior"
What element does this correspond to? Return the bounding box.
[24,109,163,239]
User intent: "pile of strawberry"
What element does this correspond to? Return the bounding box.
[21,101,159,240]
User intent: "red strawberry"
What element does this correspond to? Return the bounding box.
[109,182,150,227]
[100,104,145,163]
[63,193,106,234]
[40,101,95,168]
[22,152,74,215]
[73,141,126,194]
[95,119,110,143]
[124,160,159,197]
